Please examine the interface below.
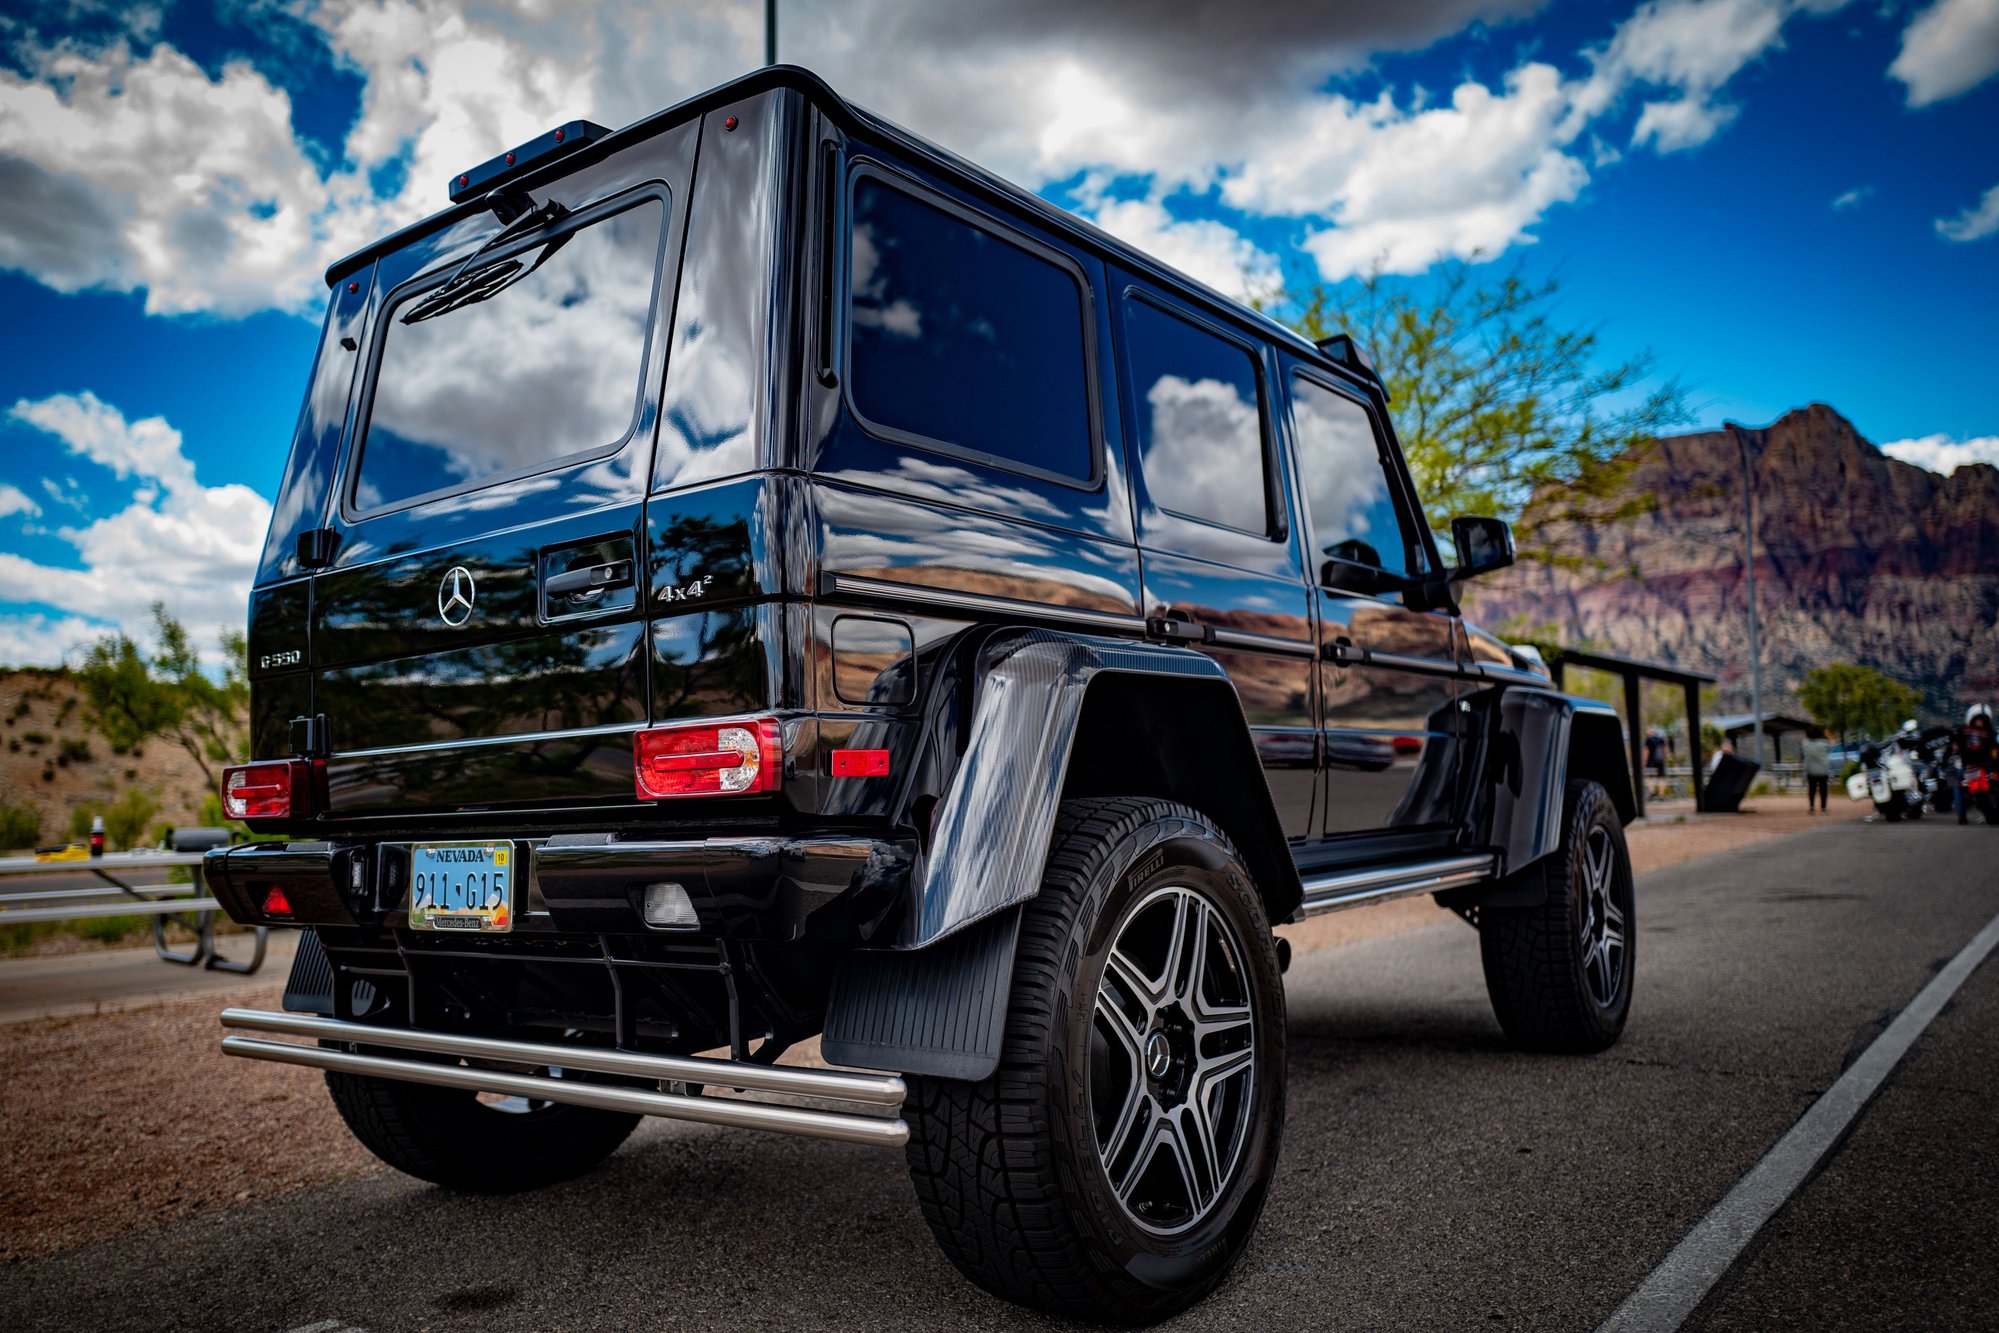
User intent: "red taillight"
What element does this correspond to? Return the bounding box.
[261,886,293,918]
[635,718,783,800]
[223,762,296,819]
[830,748,890,777]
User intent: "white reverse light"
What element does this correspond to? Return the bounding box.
[642,882,699,929]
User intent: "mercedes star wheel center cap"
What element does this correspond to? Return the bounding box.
[438,565,477,626]
[1145,1030,1173,1079]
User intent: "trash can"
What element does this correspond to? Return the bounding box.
[1701,755,1761,813]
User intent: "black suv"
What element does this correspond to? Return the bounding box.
[208,66,1637,1323]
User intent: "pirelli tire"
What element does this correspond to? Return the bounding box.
[324,1056,641,1193]
[902,796,1287,1325]
[1478,779,1636,1054]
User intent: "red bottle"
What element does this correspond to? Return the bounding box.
[88,815,105,858]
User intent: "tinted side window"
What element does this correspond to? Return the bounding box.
[1123,300,1270,535]
[847,177,1093,482]
[356,198,664,513]
[1289,375,1423,577]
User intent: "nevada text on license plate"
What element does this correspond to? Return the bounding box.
[409,841,514,932]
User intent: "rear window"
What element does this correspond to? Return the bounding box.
[353,197,665,513]
[1123,299,1271,536]
[846,175,1095,483]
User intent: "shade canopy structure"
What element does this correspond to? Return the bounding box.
[1712,713,1817,764]
[1546,648,1720,817]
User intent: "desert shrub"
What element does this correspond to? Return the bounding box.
[21,730,49,746]
[69,804,105,841]
[58,737,92,764]
[104,787,161,851]
[0,801,41,852]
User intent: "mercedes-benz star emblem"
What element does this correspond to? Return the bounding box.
[1144,1031,1173,1079]
[438,565,477,626]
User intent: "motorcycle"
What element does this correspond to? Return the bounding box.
[1846,740,1925,821]
[1965,768,1998,825]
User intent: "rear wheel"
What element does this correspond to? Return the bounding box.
[902,797,1285,1324]
[325,1060,640,1193]
[1478,780,1635,1053]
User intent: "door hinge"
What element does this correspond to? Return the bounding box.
[290,713,331,758]
[296,528,340,569]
[1146,617,1212,645]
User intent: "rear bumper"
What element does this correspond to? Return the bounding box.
[203,832,914,942]
[218,1007,908,1147]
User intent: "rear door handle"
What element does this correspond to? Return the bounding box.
[544,560,634,597]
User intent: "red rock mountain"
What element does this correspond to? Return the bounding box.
[1464,404,1999,717]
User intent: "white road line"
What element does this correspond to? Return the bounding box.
[1598,904,1999,1333]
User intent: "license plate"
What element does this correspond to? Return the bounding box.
[409,841,514,933]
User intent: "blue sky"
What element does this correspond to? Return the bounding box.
[0,0,1996,665]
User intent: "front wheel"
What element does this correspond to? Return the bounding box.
[1478,780,1635,1053]
[903,797,1286,1324]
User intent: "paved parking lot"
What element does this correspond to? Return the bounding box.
[2,818,1993,1331]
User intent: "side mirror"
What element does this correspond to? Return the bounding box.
[1449,515,1514,580]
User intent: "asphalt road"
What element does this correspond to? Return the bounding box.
[4,819,1995,1331]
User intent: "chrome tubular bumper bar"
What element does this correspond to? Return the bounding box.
[1297,854,1496,917]
[218,1008,909,1148]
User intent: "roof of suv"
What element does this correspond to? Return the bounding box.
[326,65,1356,383]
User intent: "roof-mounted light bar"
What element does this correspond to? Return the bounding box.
[448,119,611,205]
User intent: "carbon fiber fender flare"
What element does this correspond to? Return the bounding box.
[1443,686,1636,911]
[820,627,1300,1081]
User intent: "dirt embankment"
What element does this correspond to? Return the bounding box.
[1,670,216,850]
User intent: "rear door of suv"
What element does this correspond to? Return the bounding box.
[309,127,696,817]
[1112,277,1319,839]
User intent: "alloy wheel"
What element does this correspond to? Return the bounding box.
[1090,883,1257,1235]
[1577,826,1627,1009]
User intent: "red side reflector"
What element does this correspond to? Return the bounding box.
[223,762,297,819]
[635,718,783,799]
[830,749,890,777]
[261,886,293,918]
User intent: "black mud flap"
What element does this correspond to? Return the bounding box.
[282,928,336,1016]
[821,906,1020,1081]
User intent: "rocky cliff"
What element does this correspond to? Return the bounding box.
[1464,404,1999,717]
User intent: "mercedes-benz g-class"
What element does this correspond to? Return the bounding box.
[207,65,1638,1323]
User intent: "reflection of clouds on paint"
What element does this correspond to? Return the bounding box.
[849,222,923,338]
[1291,378,1399,565]
[1141,374,1266,534]
[357,201,663,509]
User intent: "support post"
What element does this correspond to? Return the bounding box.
[765,0,776,65]
[1687,680,1706,813]
[1624,671,1646,819]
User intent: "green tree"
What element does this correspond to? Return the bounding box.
[1268,261,1691,562]
[1798,663,1921,746]
[74,605,248,808]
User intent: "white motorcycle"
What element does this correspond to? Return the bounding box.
[1846,741,1924,821]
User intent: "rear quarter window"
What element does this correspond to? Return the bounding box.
[352,195,666,515]
[845,173,1096,485]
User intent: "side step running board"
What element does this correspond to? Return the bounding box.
[1297,854,1495,917]
[218,1008,909,1148]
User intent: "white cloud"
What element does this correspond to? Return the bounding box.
[1830,185,1871,210]
[1889,0,1999,106]
[0,392,270,665]
[1881,432,1999,474]
[1086,197,1280,296]
[0,612,110,670]
[0,0,1841,314]
[1936,182,1999,241]
[0,484,40,520]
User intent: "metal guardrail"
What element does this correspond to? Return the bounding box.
[0,850,267,973]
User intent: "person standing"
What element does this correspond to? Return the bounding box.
[1801,724,1832,814]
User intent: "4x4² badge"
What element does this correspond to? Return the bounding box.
[438,565,477,626]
